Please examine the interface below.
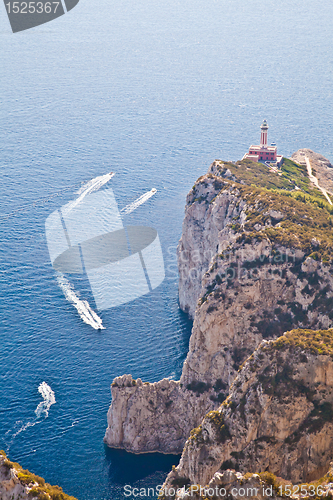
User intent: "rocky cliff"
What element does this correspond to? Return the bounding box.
[178,157,333,392]
[0,452,77,500]
[162,328,333,498]
[105,151,333,455]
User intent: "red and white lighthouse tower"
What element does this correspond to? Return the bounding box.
[260,119,268,147]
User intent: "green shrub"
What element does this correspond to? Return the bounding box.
[186,381,211,394]
[269,328,333,356]
[213,379,227,392]
[206,411,231,443]
[259,472,281,494]
[0,451,77,500]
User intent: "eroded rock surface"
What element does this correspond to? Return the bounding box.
[104,375,214,454]
[163,329,333,497]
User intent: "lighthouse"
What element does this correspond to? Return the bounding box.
[242,120,283,167]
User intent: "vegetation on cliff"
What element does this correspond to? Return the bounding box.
[214,157,330,202]
[0,451,77,500]
[268,328,333,356]
[205,158,333,262]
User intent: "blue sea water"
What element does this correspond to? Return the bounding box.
[0,0,333,498]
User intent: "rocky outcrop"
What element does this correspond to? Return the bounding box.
[0,452,77,500]
[291,149,333,195]
[104,375,214,454]
[163,329,333,497]
[104,155,333,454]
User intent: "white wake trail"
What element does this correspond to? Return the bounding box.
[76,172,115,196]
[9,421,36,441]
[35,382,56,419]
[57,273,105,330]
[62,172,115,216]
[5,382,56,451]
[121,188,157,215]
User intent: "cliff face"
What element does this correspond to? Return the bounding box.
[178,155,333,391]
[105,152,333,455]
[163,329,333,498]
[178,154,333,319]
[0,452,77,500]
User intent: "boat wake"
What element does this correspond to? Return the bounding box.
[5,382,56,452]
[57,273,105,330]
[62,172,115,216]
[76,172,115,197]
[121,188,157,215]
[53,174,112,329]
[35,381,56,419]
[1,172,115,221]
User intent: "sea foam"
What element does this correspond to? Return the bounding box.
[35,381,56,419]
